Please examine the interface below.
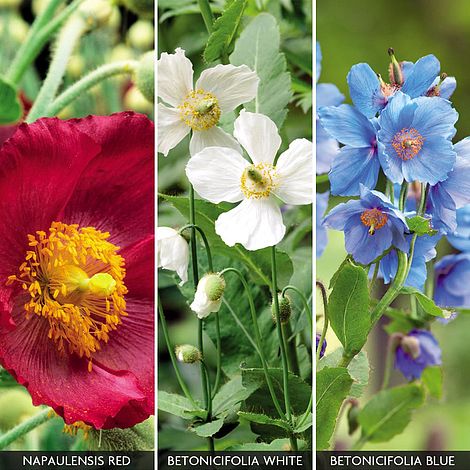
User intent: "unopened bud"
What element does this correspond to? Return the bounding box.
[388,47,403,86]
[175,344,202,364]
[135,51,154,103]
[122,0,154,18]
[79,0,113,29]
[401,335,421,359]
[347,399,360,435]
[204,273,225,301]
[272,294,292,324]
[127,20,154,50]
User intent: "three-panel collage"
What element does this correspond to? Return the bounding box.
[0,1,468,470]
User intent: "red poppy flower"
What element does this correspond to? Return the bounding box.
[0,111,154,429]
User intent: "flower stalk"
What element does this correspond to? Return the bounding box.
[315,281,329,365]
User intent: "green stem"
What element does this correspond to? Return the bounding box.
[315,281,329,365]
[316,174,329,184]
[380,333,402,390]
[398,182,408,211]
[283,321,299,375]
[27,14,87,122]
[201,361,213,418]
[179,224,213,272]
[386,179,395,204]
[0,409,54,450]
[158,299,198,407]
[197,0,214,34]
[47,60,138,116]
[6,0,84,85]
[270,247,297,451]
[352,435,368,451]
[212,312,222,398]
[281,285,312,334]
[370,262,380,293]
[220,267,286,421]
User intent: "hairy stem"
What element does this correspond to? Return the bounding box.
[315,281,329,365]
[198,0,215,34]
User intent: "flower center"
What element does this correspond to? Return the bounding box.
[7,222,127,371]
[240,163,278,199]
[360,208,388,235]
[391,127,424,161]
[178,89,221,131]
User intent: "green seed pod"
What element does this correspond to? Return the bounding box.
[272,294,292,324]
[122,0,154,18]
[127,20,154,51]
[135,51,154,103]
[175,344,202,364]
[204,274,226,302]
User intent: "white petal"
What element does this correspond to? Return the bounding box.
[156,227,190,283]
[186,146,246,203]
[157,48,193,107]
[189,125,241,156]
[234,110,281,164]
[157,103,190,156]
[274,138,314,205]
[196,64,259,113]
[215,198,286,250]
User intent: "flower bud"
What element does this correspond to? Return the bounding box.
[347,399,360,435]
[135,51,154,103]
[175,344,202,364]
[122,0,154,18]
[67,54,86,79]
[316,333,327,358]
[190,273,225,319]
[271,294,291,324]
[0,16,29,43]
[127,20,154,51]
[204,273,226,301]
[124,86,153,114]
[78,0,114,29]
[400,335,421,359]
[388,47,403,86]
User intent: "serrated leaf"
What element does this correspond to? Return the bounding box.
[328,260,371,356]
[191,418,225,437]
[204,0,247,63]
[318,348,369,398]
[316,367,352,450]
[230,13,292,128]
[212,375,257,417]
[401,287,444,317]
[238,412,291,431]
[0,77,21,125]
[228,438,307,450]
[358,384,425,442]
[161,194,293,286]
[406,216,438,236]
[422,366,443,399]
[158,391,206,420]
[293,412,312,433]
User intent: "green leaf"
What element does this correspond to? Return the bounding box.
[158,391,206,420]
[0,367,19,388]
[238,412,291,431]
[422,366,443,399]
[212,375,257,417]
[191,418,225,437]
[204,0,247,63]
[228,438,307,450]
[0,77,21,125]
[401,287,445,317]
[293,412,312,433]
[328,260,371,356]
[318,348,369,398]
[161,194,293,286]
[316,367,353,450]
[406,216,438,236]
[358,384,425,442]
[230,13,292,128]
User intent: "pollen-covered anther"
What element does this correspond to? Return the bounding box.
[8,222,128,366]
[178,89,221,131]
[391,127,425,160]
[240,163,278,199]
[360,208,388,235]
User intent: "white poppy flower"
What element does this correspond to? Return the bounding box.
[157,227,189,284]
[186,111,313,251]
[157,48,259,156]
[190,274,224,319]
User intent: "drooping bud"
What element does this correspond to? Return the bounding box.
[347,399,360,435]
[190,273,225,319]
[316,333,327,358]
[122,0,154,19]
[204,273,226,301]
[135,51,154,103]
[388,47,404,86]
[271,294,292,324]
[175,344,202,364]
[400,335,421,359]
[78,0,114,29]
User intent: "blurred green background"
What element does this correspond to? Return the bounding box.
[317,0,470,451]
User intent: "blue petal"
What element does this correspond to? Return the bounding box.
[316,42,322,82]
[317,83,344,109]
[378,141,404,184]
[429,185,457,233]
[329,146,380,196]
[323,199,363,231]
[316,120,339,174]
[316,192,329,257]
[402,54,440,97]
[454,136,470,158]
[439,76,457,100]
[400,61,414,81]
[437,156,470,208]
[447,205,470,252]
[411,96,458,140]
[378,91,415,139]
[395,347,425,380]
[318,104,376,147]
[347,63,384,118]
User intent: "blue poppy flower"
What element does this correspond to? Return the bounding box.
[316,42,344,174]
[376,233,439,291]
[316,333,327,358]
[323,185,408,264]
[347,54,440,118]
[316,192,329,257]
[447,205,470,252]
[428,137,470,233]
[395,329,442,380]
[378,91,457,185]
[318,104,381,195]
[434,253,470,308]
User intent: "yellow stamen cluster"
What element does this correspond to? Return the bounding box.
[392,127,425,161]
[63,421,92,439]
[7,222,127,370]
[178,89,221,131]
[240,163,278,199]
[360,208,388,235]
